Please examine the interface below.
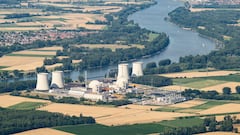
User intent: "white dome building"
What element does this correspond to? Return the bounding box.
[88,80,102,93]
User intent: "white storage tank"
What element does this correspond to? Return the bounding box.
[51,71,64,88]
[132,62,143,77]
[36,73,49,91]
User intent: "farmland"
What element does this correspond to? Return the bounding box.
[0,46,63,71]
[75,44,144,51]
[0,95,50,108]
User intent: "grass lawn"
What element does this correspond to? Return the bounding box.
[8,102,46,110]
[190,100,227,110]
[54,117,204,135]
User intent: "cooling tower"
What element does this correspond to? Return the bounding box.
[36,73,49,91]
[51,71,64,88]
[117,64,129,81]
[132,62,143,77]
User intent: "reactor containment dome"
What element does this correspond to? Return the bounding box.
[36,73,49,91]
[132,62,143,77]
[51,71,64,88]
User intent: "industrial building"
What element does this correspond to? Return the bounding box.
[132,62,143,77]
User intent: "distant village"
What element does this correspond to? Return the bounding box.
[0,30,94,46]
[189,0,240,5]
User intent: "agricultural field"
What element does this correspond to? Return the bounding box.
[14,128,74,135]
[159,70,239,78]
[196,132,240,135]
[155,100,231,114]
[0,46,63,71]
[0,95,50,108]
[53,117,203,135]
[198,103,240,115]
[75,44,144,51]
[38,103,193,126]
[8,102,47,110]
[163,72,240,93]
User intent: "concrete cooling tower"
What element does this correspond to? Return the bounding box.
[36,73,49,91]
[51,71,64,88]
[132,62,143,77]
[117,64,129,81]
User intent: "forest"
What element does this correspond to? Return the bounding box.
[0,107,95,135]
[167,7,240,70]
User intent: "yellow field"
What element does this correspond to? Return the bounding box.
[199,103,240,115]
[0,56,44,67]
[159,85,190,91]
[45,63,63,70]
[72,59,82,64]
[0,95,50,108]
[190,8,216,12]
[12,50,56,55]
[201,82,240,93]
[0,46,63,71]
[76,44,144,51]
[38,103,193,126]
[196,132,239,135]
[80,6,123,13]
[216,114,240,122]
[159,71,239,78]
[14,128,74,135]
[170,99,206,108]
[33,46,63,51]
[119,104,161,110]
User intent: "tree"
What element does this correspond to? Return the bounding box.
[236,86,240,94]
[219,115,233,131]
[159,59,171,66]
[223,87,231,95]
[78,75,85,82]
[146,62,157,69]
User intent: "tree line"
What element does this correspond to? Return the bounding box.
[0,107,95,135]
[162,115,239,135]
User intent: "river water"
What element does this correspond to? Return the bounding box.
[18,0,215,81]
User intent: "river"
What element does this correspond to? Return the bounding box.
[20,0,216,81]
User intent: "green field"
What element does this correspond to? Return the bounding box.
[190,100,227,110]
[8,102,46,110]
[54,117,203,135]
[180,79,226,89]
[201,74,240,82]
[173,74,240,89]
[160,117,204,128]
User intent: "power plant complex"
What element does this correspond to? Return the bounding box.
[35,62,185,104]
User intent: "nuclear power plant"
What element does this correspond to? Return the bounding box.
[132,62,143,77]
[51,71,64,88]
[36,73,49,91]
[33,62,185,105]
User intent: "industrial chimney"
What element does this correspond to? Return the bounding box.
[117,64,129,81]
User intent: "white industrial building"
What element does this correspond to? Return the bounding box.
[88,80,103,93]
[117,64,129,81]
[51,71,64,88]
[132,62,143,77]
[36,73,49,91]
